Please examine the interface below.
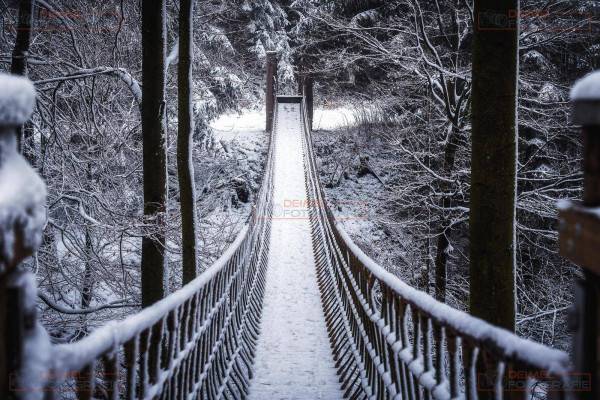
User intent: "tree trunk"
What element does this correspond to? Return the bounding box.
[434,233,449,301]
[469,0,518,332]
[434,125,460,302]
[81,228,93,310]
[76,226,94,340]
[141,0,168,307]
[10,0,33,77]
[178,0,198,285]
[11,0,35,163]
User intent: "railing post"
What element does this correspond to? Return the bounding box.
[560,70,600,400]
[265,51,278,132]
[303,75,314,131]
[296,68,304,96]
[0,74,48,399]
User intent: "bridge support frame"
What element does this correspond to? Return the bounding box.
[265,51,278,132]
[560,71,600,400]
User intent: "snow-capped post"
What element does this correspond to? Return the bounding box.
[265,51,278,132]
[303,75,314,131]
[560,70,600,400]
[0,74,49,399]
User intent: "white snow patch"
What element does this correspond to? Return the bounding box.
[557,199,600,219]
[556,199,572,211]
[313,107,356,130]
[539,82,562,102]
[210,108,265,142]
[210,106,357,138]
[0,73,36,125]
[571,70,600,101]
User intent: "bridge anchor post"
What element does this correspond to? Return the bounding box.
[560,70,600,399]
[303,75,313,130]
[265,51,278,132]
[0,74,49,399]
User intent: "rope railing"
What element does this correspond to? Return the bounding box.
[299,98,574,400]
[0,73,277,399]
[43,107,277,399]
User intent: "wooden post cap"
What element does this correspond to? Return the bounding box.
[0,73,36,127]
[571,71,600,126]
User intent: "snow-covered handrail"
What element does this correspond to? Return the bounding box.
[0,75,277,398]
[40,108,276,398]
[300,97,573,400]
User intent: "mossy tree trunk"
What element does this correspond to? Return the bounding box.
[469,0,519,332]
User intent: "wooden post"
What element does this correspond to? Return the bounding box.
[265,51,278,132]
[560,70,600,400]
[296,68,304,96]
[303,75,314,131]
[0,74,48,398]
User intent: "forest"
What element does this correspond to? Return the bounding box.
[1,0,599,399]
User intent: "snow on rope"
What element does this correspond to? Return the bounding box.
[11,103,278,399]
[301,97,573,400]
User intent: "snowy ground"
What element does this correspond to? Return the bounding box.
[312,107,356,130]
[248,103,342,400]
[211,108,265,143]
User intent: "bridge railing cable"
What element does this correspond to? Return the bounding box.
[48,105,277,400]
[299,98,573,400]
[0,73,278,399]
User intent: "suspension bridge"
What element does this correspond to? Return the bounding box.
[4,61,600,400]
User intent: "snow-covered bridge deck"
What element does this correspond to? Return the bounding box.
[248,102,342,399]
